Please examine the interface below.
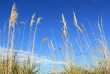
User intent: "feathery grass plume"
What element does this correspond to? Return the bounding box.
[19,21,26,24]
[41,38,49,44]
[7,3,18,58]
[50,30,61,61]
[97,39,104,46]
[95,46,105,53]
[6,3,18,73]
[60,14,72,70]
[82,24,86,31]
[9,3,18,29]
[60,14,67,38]
[28,13,35,60]
[100,17,107,47]
[50,40,55,55]
[30,13,35,31]
[31,17,42,68]
[36,17,42,24]
[18,21,26,34]
[51,40,55,51]
[27,13,35,66]
[98,20,103,39]
[73,12,83,33]
[73,12,77,27]
[98,18,109,59]
[73,12,97,67]
[74,13,92,51]
[41,38,49,48]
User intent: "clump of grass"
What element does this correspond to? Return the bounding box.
[0,2,110,74]
[0,52,40,74]
[0,3,41,74]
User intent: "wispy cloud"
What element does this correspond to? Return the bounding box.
[0,46,67,66]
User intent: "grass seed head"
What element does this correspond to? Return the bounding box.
[19,21,26,24]
[73,12,83,33]
[82,24,86,31]
[73,12,77,27]
[51,40,55,51]
[41,38,49,47]
[37,17,42,25]
[30,13,35,31]
[9,3,18,29]
[97,39,104,46]
[61,14,67,37]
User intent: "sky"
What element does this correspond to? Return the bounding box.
[0,0,110,73]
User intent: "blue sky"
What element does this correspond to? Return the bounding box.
[0,0,110,73]
[0,0,110,49]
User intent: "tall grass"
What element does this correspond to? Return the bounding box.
[0,3,110,74]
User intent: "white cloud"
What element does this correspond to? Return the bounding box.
[0,46,67,66]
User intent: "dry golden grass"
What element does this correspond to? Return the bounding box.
[61,14,67,38]
[31,17,42,68]
[73,12,83,33]
[0,3,110,74]
[30,13,35,31]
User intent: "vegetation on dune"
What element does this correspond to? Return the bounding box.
[0,3,110,74]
